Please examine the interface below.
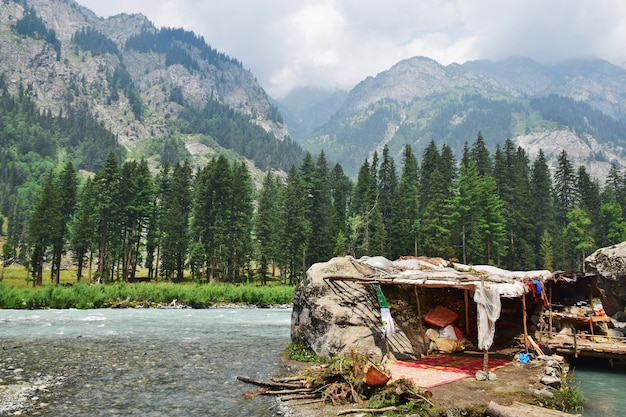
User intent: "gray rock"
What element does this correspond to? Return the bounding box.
[291,257,415,361]
[586,242,626,314]
[540,375,562,388]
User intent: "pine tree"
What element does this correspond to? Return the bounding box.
[389,145,419,258]
[226,161,254,282]
[160,160,192,282]
[280,165,310,285]
[306,152,335,264]
[72,178,97,282]
[255,171,282,284]
[51,162,77,284]
[93,152,122,281]
[377,145,397,258]
[330,163,352,256]
[27,173,60,286]
[530,150,555,269]
[470,131,492,176]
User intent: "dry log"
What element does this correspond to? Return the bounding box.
[485,401,582,417]
[271,375,308,383]
[278,393,321,401]
[236,376,303,389]
[337,406,398,415]
[263,388,314,395]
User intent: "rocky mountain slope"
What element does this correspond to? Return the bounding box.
[297,56,626,179]
[0,0,291,171]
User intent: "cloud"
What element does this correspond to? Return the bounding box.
[78,0,626,97]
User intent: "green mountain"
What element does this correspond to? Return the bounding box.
[0,0,302,177]
[295,56,626,178]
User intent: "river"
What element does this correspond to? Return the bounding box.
[0,308,293,416]
[1,308,624,416]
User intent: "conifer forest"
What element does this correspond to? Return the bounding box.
[2,81,626,286]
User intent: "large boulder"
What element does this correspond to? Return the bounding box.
[290,257,415,362]
[586,242,626,314]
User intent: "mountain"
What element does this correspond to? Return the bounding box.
[271,87,348,140]
[0,0,301,175]
[297,56,626,179]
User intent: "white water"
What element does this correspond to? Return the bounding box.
[0,308,293,416]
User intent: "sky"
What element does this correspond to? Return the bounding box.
[77,0,626,98]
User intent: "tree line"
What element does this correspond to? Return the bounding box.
[4,131,626,286]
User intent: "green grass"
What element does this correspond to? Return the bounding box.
[0,266,294,309]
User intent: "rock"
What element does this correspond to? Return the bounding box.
[540,375,562,389]
[291,256,415,361]
[586,242,626,314]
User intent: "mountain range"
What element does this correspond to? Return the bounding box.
[2,0,626,182]
[288,56,626,178]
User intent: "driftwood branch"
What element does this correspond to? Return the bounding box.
[337,406,398,415]
[236,376,303,389]
[263,388,313,395]
[278,393,321,401]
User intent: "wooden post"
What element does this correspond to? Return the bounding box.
[549,284,553,336]
[522,292,529,354]
[464,289,470,337]
[483,349,489,373]
[414,286,423,330]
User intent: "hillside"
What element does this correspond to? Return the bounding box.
[0,0,301,174]
[295,56,626,179]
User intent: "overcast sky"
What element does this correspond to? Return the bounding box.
[77,0,626,98]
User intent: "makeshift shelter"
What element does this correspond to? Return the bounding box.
[324,256,553,360]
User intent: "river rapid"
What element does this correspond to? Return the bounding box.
[0,308,293,416]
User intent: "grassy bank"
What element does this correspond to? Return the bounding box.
[0,266,294,309]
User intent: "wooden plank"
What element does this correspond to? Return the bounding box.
[486,400,581,417]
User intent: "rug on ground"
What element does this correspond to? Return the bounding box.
[385,353,510,388]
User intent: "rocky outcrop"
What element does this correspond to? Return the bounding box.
[586,241,626,314]
[290,257,416,362]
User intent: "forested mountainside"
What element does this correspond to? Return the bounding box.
[0,0,302,173]
[296,56,626,179]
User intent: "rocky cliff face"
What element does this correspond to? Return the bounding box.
[299,55,626,179]
[0,0,288,163]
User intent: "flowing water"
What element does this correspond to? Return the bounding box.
[0,308,292,416]
[571,359,626,417]
[1,308,624,416]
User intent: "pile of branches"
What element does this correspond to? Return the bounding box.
[237,351,434,415]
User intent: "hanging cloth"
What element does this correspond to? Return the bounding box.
[374,285,395,338]
[473,282,501,351]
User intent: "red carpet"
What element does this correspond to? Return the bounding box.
[386,354,510,388]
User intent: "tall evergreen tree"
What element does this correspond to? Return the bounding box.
[389,145,419,258]
[330,163,352,256]
[470,131,492,176]
[530,150,555,269]
[27,173,60,286]
[306,152,335,264]
[51,162,77,284]
[226,161,254,282]
[160,160,192,282]
[93,152,122,281]
[280,165,310,284]
[377,145,397,258]
[255,171,282,284]
[72,178,97,282]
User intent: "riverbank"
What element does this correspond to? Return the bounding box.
[0,281,294,309]
[274,351,582,417]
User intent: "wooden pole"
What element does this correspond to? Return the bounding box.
[549,284,553,336]
[522,292,529,354]
[464,289,470,337]
[414,286,423,330]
